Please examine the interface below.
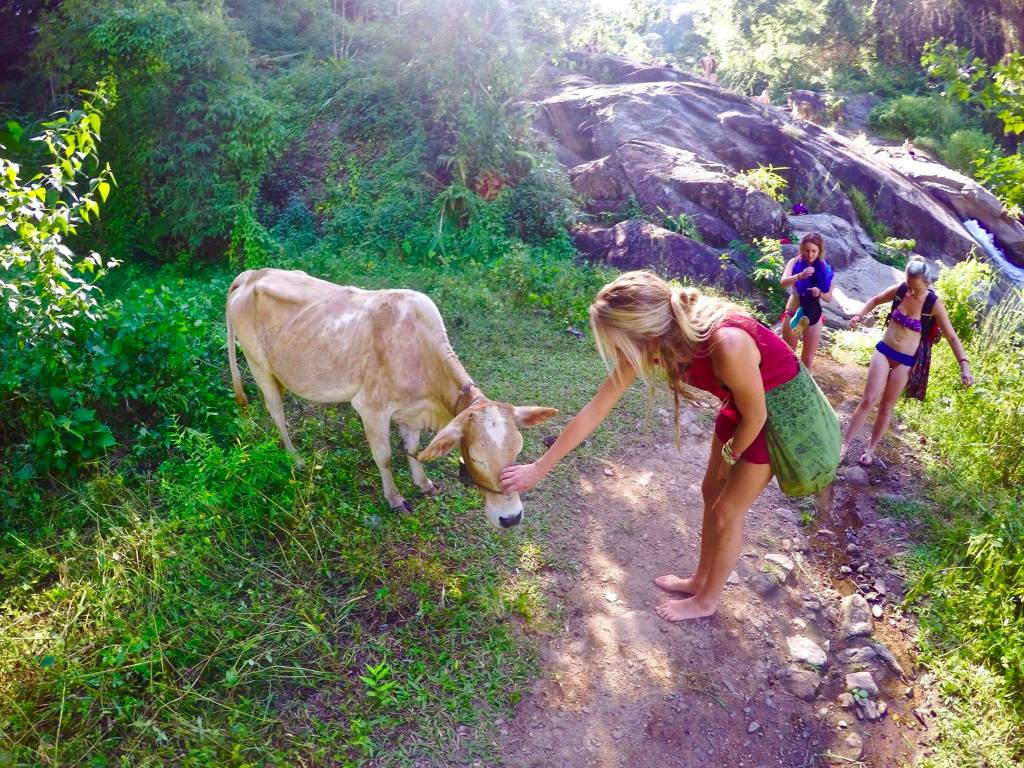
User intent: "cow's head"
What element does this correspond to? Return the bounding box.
[418,401,557,529]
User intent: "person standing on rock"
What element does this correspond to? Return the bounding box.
[779,232,833,370]
[499,271,840,622]
[841,256,973,466]
[699,51,718,83]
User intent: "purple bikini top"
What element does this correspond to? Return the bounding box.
[891,308,922,333]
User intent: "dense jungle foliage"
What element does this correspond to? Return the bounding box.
[1,1,1022,766]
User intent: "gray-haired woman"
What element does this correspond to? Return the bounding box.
[841,256,973,466]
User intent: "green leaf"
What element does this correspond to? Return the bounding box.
[98,181,110,202]
[40,655,56,668]
[49,387,71,409]
[72,407,96,422]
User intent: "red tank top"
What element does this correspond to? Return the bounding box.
[686,315,798,400]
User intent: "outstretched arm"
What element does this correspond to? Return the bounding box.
[499,362,638,492]
[849,284,900,328]
[933,300,974,387]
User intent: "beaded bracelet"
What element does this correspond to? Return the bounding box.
[721,439,737,466]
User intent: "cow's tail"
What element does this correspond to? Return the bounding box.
[226,275,249,409]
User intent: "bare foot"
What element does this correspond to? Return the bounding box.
[654,597,717,622]
[857,450,874,467]
[839,442,850,464]
[653,574,702,594]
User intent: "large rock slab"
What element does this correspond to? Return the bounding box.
[572,219,751,292]
[534,53,1003,284]
[887,154,1024,266]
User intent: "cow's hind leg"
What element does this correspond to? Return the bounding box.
[353,404,410,513]
[398,424,439,497]
[249,364,299,457]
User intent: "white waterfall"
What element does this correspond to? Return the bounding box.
[963,219,1024,287]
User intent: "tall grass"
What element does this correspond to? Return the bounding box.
[893,262,1024,766]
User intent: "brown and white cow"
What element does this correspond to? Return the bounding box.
[226,268,557,528]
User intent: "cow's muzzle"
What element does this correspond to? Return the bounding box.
[499,511,523,528]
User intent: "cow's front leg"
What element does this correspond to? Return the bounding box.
[354,405,410,513]
[398,423,439,497]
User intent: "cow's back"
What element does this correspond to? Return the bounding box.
[228,269,451,406]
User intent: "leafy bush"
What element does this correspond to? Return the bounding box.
[0,83,120,473]
[492,243,612,328]
[499,161,577,245]
[938,128,997,176]
[736,236,787,316]
[735,164,788,203]
[659,208,703,242]
[976,151,1024,216]
[868,94,970,139]
[874,237,916,268]
[32,0,286,261]
[933,255,994,344]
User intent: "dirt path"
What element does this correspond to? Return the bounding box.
[499,355,941,768]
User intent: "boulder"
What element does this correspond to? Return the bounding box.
[787,213,872,269]
[572,219,751,292]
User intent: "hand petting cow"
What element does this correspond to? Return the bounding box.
[226,268,557,529]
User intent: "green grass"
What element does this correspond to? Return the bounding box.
[876,473,1024,768]
[0,237,649,767]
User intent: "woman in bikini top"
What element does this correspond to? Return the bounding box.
[839,256,973,467]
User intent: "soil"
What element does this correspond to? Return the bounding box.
[497,353,941,768]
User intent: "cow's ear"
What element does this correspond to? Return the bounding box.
[418,419,465,461]
[513,406,558,428]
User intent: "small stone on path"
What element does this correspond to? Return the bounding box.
[605,591,618,603]
[840,594,873,639]
[766,553,795,576]
[845,467,870,485]
[845,671,879,696]
[832,731,865,762]
[747,721,761,734]
[786,635,827,666]
[871,604,883,619]
[749,571,782,596]
[776,666,822,701]
[837,646,878,666]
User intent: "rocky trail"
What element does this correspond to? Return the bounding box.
[498,354,941,768]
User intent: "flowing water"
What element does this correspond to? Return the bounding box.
[963,218,1024,287]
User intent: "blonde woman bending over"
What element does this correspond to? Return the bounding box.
[500,271,837,622]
